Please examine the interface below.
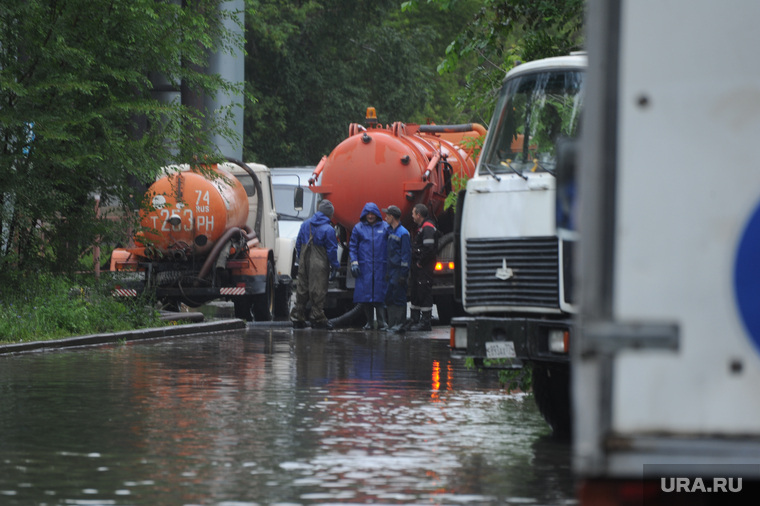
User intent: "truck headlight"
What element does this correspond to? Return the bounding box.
[450,324,468,349]
[549,329,569,353]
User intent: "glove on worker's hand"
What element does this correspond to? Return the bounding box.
[329,268,337,281]
[351,263,361,278]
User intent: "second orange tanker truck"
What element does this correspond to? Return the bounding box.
[309,108,485,323]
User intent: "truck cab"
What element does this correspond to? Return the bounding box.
[225,162,297,318]
[270,167,319,243]
[450,53,585,437]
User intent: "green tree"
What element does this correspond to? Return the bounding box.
[1,0,243,274]
[403,0,585,121]
[243,0,483,167]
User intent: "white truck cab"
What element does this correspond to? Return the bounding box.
[451,53,585,437]
[225,162,297,318]
[270,167,319,242]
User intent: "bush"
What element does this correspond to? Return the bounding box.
[0,272,163,343]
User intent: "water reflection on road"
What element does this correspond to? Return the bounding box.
[0,326,575,505]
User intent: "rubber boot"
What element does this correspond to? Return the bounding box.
[362,303,374,330]
[402,309,420,331]
[409,310,432,331]
[375,304,388,331]
[386,305,399,330]
[388,306,406,333]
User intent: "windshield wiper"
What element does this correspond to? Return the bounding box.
[481,163,502,182]
[277,212,304,220]
[531,159,556,177]
[500,160,528,180]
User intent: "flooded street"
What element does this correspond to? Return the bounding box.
[0,326,575,505]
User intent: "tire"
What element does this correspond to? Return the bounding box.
[252,260,275,321]
[274,282,292,319]
[531,362,572,439]
[233,296,255,321]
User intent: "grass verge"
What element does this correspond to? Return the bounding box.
[0,272,165,344]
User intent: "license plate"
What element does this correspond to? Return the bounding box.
[485,341,516,359]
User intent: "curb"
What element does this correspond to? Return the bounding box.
[0,319,247,356]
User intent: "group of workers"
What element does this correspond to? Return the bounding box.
[289,200,437,332]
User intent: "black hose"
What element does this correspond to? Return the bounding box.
[328,303,365,329]
[197,226,255,280]
[418,124,478,134]
[225,157,264,239]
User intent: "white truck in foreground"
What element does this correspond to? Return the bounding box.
[575,0,760,503]
[450,54,585,437]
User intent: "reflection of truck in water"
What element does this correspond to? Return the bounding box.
[110,159,296,321]
[308,109,486,322]
[450,54,585,437]
[575,1,760,503]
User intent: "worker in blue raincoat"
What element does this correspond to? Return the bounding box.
[349,202,390,330]
[290,200,339,330]
[382,205,411,332]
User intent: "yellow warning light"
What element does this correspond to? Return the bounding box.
[434,261,455,272]
[366,107,378,122]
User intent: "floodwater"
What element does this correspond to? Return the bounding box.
[0,326,575,506]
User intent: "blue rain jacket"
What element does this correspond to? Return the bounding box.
[295,211,339,271]
[385,223,411,306]
[349,203,389,303]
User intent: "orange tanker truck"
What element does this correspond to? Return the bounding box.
[109,158,296,321]
[310,108,486,322]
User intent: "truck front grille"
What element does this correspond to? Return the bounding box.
[464,237,559,310]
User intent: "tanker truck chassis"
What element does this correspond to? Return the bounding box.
[111,252,276,321]
[110,159,294,321]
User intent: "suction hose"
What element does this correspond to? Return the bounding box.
[197,226,257,281]
[328,303,365,329]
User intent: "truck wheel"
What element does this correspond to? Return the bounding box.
[252,260,275,321]
[233,296,255,321]
[274,282,292,319]
[531,362,572,439]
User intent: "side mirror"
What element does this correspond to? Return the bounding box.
[555,137,577,232]
[294,187,304,212]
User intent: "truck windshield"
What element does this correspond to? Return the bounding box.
[481,69,584,176]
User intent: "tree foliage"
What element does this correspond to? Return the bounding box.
[1,0,243,273]
[243,0,483,167]
[1,0,585,278]
[404,0,585,122]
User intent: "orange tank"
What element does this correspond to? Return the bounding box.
[137,164,249,258]
[309,110,485,235]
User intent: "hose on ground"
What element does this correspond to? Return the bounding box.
[328,303,364,329]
